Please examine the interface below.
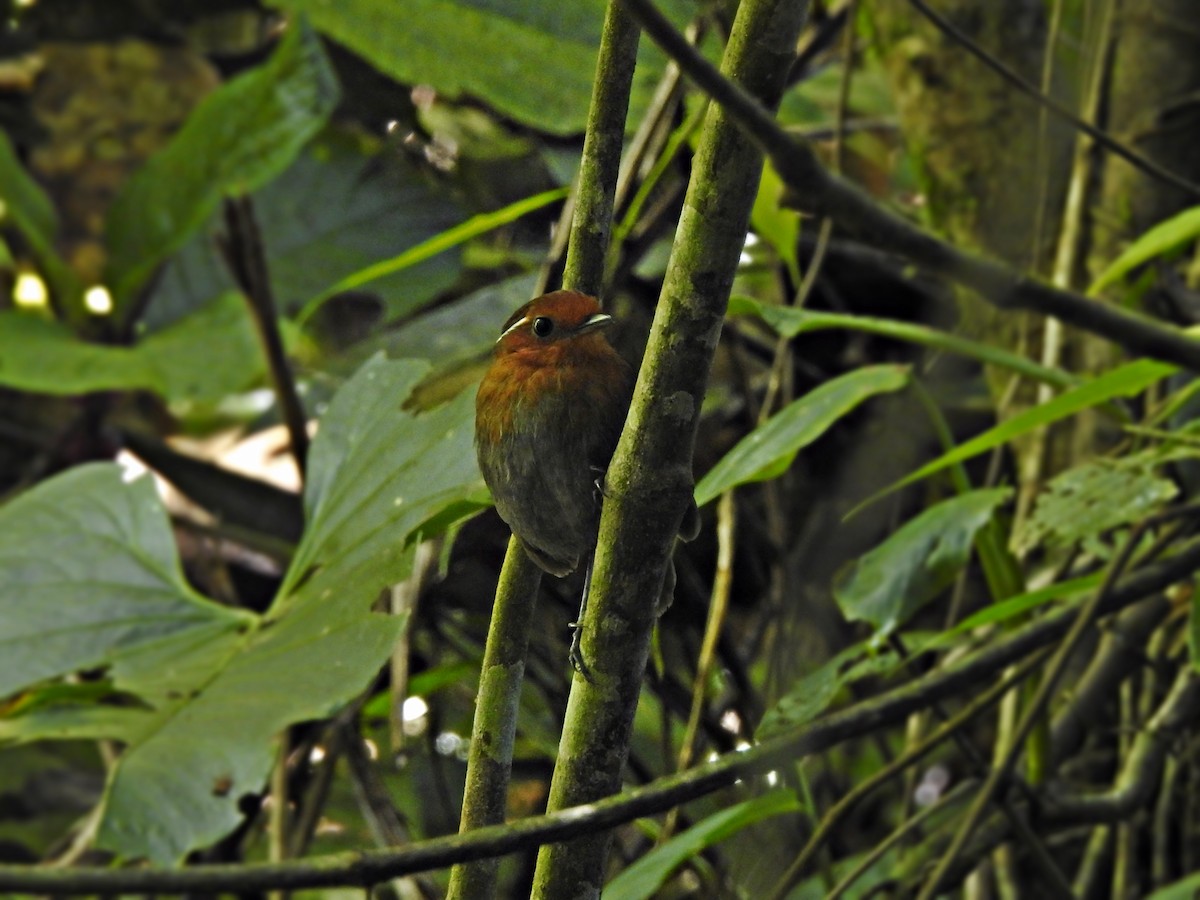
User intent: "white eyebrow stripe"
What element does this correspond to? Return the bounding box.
[497,315,531,342]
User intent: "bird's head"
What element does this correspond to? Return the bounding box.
[493,290,614,358]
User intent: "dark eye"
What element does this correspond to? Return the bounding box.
[532,316,555,337]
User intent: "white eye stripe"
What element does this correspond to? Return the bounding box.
[497,315,530,342]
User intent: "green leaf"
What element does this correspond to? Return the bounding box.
[0,292,266,401]
[750,164,801,285]
[1,358,484,862]
[0,131,83,309]
[0,465,249,703]
[1016,455,1180,556]
[604,789,802,900]
[917,573,1101,655]
[297,185,569,323]
[281,355,484,609]
[1089,205,1200,295]
[153,133,466,324]
[835,488,1012,638]
[730,295,1078,390]
[274,0,597,134]
[269,0,696,136]
[871,359,1176,503]
[1147,872,1200,900]
[757,644,898,739]
[106,20,338,308]
[694,365,909,506]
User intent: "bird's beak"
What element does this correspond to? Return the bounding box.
[574,313,613,335]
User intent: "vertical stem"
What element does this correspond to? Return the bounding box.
[219,196,309,476]
[563,2,642,298]
[446,540,543,899]
[531,1,810,897]
[449,4,642,897]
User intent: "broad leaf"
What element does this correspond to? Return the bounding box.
[153,134,468,325]
[282,355,484,609]
[1089,205,1200,295]
[0,292,265,402]
[269,0,692,136]
[0,357,484,863]
[695,365,908,506]
[106,20,338,307]
[835,488,1012,638]
[0,465,249,702]
[604,789,802,900]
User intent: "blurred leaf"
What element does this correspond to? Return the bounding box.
[871,359,1176,503]
[154,133,466,325]
[298,186,568,323]
[1089,205,1200,295]
[757,645,898,739]
[604,789,801,900]
[0,131,82,307]
[271,0,690,137]
[695,365,909,506]
[371,272,541,368]
[106,20,338,308]
[1016,454,1181,556]
[731,295,1078,389]
[835,489,1012,638]
[917,573,1102,655]
[0,292,265,401]
[1147,872,1200,900]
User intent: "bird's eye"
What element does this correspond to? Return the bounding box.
[532,316,555,337]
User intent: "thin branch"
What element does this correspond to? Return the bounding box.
[219,196,310,476]
[619,0,1200,372]
[563,0,643,298]
[446,539,543,899]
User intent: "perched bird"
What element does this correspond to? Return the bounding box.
[475,290,633,580]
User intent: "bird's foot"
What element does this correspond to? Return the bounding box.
[568,620,593,682]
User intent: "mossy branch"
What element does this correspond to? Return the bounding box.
[530,1,812,896]
[448,4,641,897]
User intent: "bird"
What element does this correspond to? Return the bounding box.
[475,290,633,580]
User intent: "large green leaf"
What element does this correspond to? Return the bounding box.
[603,789,802,900]
[0,465,250,702]
[153,133,468,325]
[270,0,600,135]
[0,357,484,863]
[1016,453,1181,557]
[0,132,82,307]
[0,292,265,401]
[694,365,909,506]
[282,355,485,609]
[269,0,691,136]
[106,20,338,308]
[835,488,1012,638]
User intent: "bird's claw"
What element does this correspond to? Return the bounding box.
[568,621,593,681]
